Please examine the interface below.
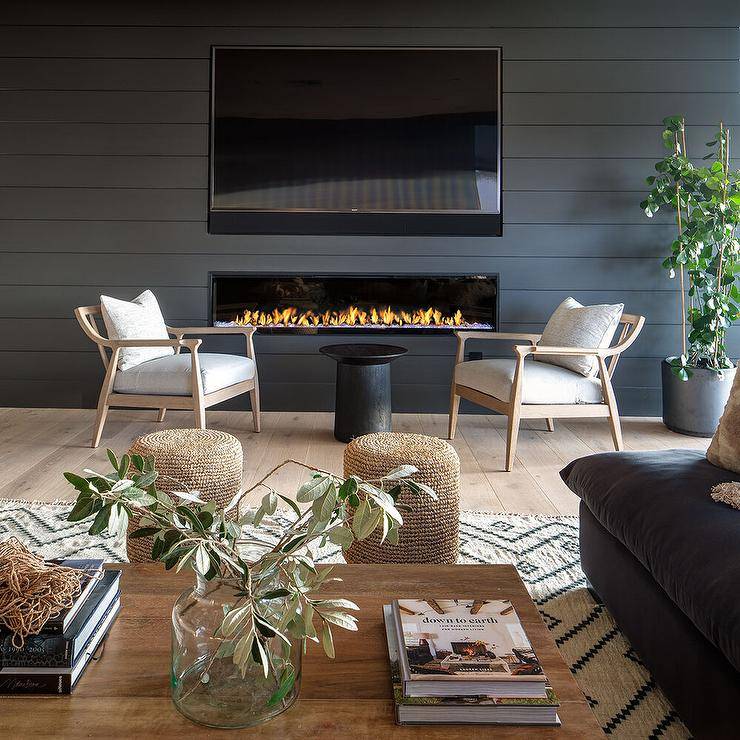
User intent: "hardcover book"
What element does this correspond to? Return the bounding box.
[391,598,548,698]
[0,570,121,668]
[0,593,121,694]
[383,605,560,725]
[0,559,105,637]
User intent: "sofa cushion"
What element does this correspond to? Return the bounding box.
[707,367,740,473]
[100,290,173,371]
[535,296,623,377]
[561,449,740,673]
[114,353,256,396]
[455,358,603,404]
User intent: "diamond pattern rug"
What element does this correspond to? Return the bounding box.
[0,500,688,738]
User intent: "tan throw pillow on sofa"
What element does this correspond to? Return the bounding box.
[100,290,173,371]
[707,368,740,474]
[535,297,624,377]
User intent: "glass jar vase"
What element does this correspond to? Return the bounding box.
[171,576,301,729]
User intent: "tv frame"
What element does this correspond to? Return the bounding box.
[208,45,503,237]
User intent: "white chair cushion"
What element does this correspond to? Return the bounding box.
[100,290,174,372]
[535,296,623,377]
[455,358,603,405]
[114,353,256,396]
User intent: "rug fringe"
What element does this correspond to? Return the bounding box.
[461,510,578,520]
[0,498,72,506]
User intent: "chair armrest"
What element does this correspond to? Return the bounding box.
[167,326,256,337]
[167,326,257,361]
[521,344,605,357]
[108,337,201,350]
[453,331,541,365]
[454,330,542,343]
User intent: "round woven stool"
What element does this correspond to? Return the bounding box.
[126,428,243,563]
[343,432,460,564]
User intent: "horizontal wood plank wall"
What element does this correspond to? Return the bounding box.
[0,1,738,415]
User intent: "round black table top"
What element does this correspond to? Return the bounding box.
[319,343,408,365]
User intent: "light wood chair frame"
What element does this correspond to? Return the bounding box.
[74,305,261,448]
[448,314,646,471]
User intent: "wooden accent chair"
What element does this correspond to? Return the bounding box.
[75,305,260,448]
[448,313,645,471]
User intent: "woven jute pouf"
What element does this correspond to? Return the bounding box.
[343,432,460,564]
[125,428,243,563]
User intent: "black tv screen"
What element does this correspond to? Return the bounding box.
[209,47,502,236]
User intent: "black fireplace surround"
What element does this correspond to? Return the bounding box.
[210,273,498,334]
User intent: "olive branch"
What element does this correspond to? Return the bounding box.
[63,451,435,706]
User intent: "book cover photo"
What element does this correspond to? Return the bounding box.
[383,605,560,726]
[393,598,545,682]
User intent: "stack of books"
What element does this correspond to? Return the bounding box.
[0,560,121,694]
[383,597,560,726]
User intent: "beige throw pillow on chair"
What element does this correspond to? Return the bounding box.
[707,368,740,474]
[535,297,624,377]
[100,290,174,371]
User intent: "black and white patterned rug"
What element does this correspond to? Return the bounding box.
[0,500,688,738]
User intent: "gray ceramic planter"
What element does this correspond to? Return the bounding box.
[661,359,736,437]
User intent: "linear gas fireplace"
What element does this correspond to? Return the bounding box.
[210,273,498,334]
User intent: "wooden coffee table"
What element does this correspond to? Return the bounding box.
[1,564,603,738]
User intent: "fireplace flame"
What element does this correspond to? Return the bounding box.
[231,305,472,329]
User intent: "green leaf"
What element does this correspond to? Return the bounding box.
[88,503,112,536]
[260,588,291,600]
[296,475,332,503]
[312,484,337,522]
[63,472,92,494]
[282,534,307,553]
[267,666,296,707]
[338,477,358,500]
[221,604,252,637]
[130,453,145,472]
[134,471,158,488]
[233,631,254,668]
[277,493,302,519]
[67,496,95,522]
[351,498,370,538]
[384,465,418,480]
[106,449,119,471]
[327,526,354,550]
[262,490,278,516]
[321,622,335,659]
[129,526,160,539]
[355,506,382,541]
[117,454,130,479]
[387,484,403,502]
[254,636,270,678]
[319,611,358,632]
[303,601,317,640]
[195,544,210,575]
[175,506,206,533]
[111,478,134,493]
[315,598,359,611]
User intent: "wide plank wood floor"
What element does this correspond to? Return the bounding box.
[0,408,709,515]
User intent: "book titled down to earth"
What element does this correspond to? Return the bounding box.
[383,601,559,726]
[390,598,548,698]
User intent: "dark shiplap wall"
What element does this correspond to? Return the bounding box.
[1,1,738,414]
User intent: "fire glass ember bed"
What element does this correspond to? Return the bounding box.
[210,274,498,334]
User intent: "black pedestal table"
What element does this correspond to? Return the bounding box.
[319,343,408,443]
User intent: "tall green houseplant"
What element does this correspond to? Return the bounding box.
[641,116,740,379]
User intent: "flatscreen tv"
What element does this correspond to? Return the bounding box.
[209,46,502,236]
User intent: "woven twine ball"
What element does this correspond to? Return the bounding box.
[125,428,243,563]
[343,432,460,564]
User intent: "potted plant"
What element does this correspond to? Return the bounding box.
[641,116,740,436]
[63,451,435,729]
